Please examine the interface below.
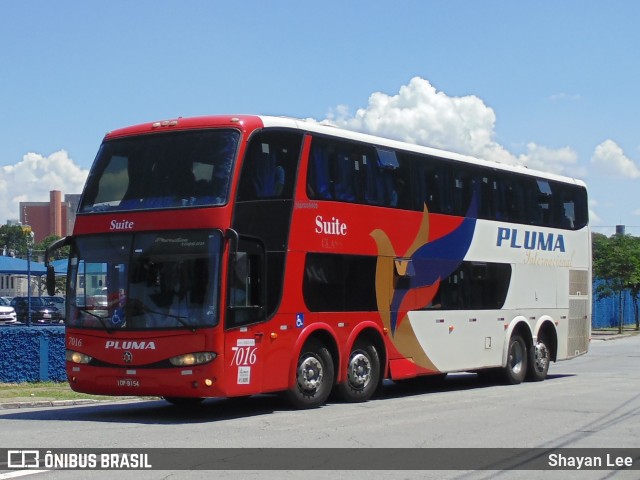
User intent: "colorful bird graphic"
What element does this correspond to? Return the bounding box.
[370,197,477,370]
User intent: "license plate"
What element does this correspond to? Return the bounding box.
[117,378,140,387]
[43,313,51,318]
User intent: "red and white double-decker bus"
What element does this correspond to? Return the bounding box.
[46,115,591,408]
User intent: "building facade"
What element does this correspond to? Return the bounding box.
[19,190,80,243]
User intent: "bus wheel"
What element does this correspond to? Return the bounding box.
[286,339,335,409]
[503,334,527,385]
[336,340,380,403]
[527,336,550,382]
[163,397,205,407]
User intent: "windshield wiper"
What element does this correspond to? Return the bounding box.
[140,307,197,332]
[73,304,116,333]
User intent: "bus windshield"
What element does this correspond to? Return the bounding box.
[79,129,239,212]
[67,230,223,330]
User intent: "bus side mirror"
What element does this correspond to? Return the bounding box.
[44,236,71,296]
[46,265,56,296]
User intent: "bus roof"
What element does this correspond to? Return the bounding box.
[104,114,586,189]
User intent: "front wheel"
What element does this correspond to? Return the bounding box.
[527,335,550,382]
[285,339,335,409]
[336,341,380,403]
[502,334,527,385]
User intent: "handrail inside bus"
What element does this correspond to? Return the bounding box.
[225,228,239,255]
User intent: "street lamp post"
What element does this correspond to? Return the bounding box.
[26,231,34,326]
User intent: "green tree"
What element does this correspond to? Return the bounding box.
[0,224,31,256]
[35,235,70,260]
[592,232,640,332]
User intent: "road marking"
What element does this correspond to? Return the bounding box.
[0,471,49,479]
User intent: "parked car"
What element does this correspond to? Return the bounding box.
[42,296,66,319]
[0,297,17,325]
[9,296,63,324]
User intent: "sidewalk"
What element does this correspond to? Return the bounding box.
[591,328,638,341]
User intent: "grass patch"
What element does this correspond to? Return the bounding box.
[0,381,133,402]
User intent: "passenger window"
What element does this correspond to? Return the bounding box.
[237,131,302,201]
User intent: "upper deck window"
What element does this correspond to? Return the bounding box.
[79,129,240,213]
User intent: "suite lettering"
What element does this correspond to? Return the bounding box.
[110,219,134,230]
[315,215,347,236]
[497,227,565,252]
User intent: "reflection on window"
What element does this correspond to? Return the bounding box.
[80,129,239,212]
[68,232,222,330]
[236,131,302,201]
[305,133,588,230]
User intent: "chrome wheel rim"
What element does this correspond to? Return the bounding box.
[297,355,324,392]
[534,342,549,373]
[347,352,371,390]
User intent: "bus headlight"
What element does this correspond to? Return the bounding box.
[169,352,217,367]
[66,350,93,364]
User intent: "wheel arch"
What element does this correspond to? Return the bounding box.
[502,316,533,367]
[287,324,340,390]
[340,321,387,385]
[535,317,559,362]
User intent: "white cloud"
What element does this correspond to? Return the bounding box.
[591,139,640,178]
[323,77,579,177]
[517,142,581,176]
[0,150,88,223]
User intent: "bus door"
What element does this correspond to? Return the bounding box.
[224,238,267,396]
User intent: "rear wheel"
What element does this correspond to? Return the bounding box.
[336,340,380,402]
[527,335,550,381]
[503,334,527,385]
[285,339,334,409]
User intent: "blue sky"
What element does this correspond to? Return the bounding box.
[1,1,639,235]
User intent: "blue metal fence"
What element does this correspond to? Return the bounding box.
[0,283,636,383]
[0,326,66,383]
[592,281,638,329]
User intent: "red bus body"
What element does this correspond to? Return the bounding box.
[55,115,591,408]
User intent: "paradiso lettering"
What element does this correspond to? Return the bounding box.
[496,227,565,252]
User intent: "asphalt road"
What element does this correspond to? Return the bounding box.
[1,334,638,480]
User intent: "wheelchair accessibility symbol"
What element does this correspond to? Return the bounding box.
[295,313,304,328]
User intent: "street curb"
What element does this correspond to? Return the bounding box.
[591,331,638,341]
[0,399,105,410]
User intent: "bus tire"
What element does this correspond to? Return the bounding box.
[527,335,550,382]
[285,339,335,409]
[336,340,380,403]
[503,334,527,385]
[163,397,205,407]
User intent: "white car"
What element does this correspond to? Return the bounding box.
[0,297,17,325]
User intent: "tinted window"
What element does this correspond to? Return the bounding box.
[427,262,512,310]
[307,137,402,208]
[80,129,239,212]
[303,253,377,312]
[237,130,303,201]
